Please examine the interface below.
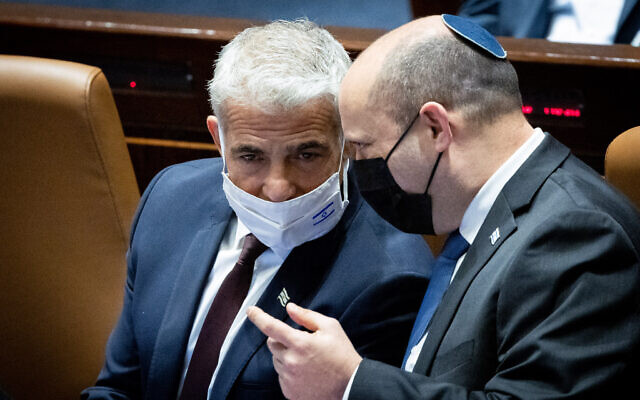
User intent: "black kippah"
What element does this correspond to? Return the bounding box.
[442,14,507,59]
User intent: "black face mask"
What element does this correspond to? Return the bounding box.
[353,114,442,235]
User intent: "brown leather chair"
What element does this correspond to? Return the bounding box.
[605,126,640,210]
[0,55,140,399]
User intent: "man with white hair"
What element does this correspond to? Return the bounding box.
[82,20,432,400]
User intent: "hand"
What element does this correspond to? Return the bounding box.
[247,302,363,400]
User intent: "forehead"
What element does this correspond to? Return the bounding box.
[222,99,339,146]
[339,76,397,144]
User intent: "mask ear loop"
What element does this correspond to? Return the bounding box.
[218,125,229,173]
[424,151,443,195]
[382,112,442,196]
[338,134,350,204]
[384,113,420,162]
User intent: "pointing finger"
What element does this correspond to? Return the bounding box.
[247,306,302,347]
[286,302,334,332]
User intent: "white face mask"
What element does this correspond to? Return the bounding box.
[218,127,349,254]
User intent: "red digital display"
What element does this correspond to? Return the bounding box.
[522,105,581,118]
[543,107,581,117]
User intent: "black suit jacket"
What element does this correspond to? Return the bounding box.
[350,134,640,399]
[82,158,432,399]
[458,0,640,44]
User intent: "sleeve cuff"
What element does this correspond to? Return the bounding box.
[341,363,360,400]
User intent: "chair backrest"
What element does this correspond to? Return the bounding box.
[605,126,640,210]
[0,55,140,399]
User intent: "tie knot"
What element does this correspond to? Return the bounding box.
[238,234,268,267]
[440,230,470,261]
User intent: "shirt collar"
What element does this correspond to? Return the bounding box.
[234,215,250,246]
[459,128,546,245]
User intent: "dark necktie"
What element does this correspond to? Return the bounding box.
[180,233,267,400]
[402,229,470,367]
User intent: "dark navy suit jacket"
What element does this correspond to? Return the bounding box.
[82,158,432,399]
[458,0,640,44]
[349,135,640,399]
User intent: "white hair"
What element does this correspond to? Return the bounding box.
[208,19,351,127]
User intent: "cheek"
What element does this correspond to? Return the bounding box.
[288,159,339,194]
[312,152,341,177]
[388,155,428,194]
[227,165,264,197]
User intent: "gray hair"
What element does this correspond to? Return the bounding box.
[208,19,351,129]
[370,34,522,131]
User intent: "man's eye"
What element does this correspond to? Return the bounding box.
[352,142,367,150]
[240,154,257,161]
[299,152,318,160]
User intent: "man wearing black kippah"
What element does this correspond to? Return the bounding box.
[248,14,640,400]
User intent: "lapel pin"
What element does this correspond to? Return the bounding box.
[490,227,500,245]
[277,288,290,307]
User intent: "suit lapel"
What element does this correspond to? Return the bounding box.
[211,175,363,398]
[619,0,638,28]
[413,135,571,375]
[616,0,640,42]
[413,193,516,374]
[146,209,232,400]
[210,226,344,399]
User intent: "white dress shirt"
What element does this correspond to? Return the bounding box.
[177,215,289,399]
[343,128,546,399]
[547,0,626,45]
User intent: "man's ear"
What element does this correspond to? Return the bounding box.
[419,102,453,153]
[206,115,221,148]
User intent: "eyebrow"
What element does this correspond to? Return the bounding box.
[288,140,330,153]
[229,140,331,156]
[231,144,264,156]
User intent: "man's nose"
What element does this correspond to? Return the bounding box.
[261,166,296,202]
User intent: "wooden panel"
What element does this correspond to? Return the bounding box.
[502,38,640,174]
[2,2,640,195]
[424,234,447,257]
[0,3,387,192]
[126,141,218,190]
[500,36,640,67]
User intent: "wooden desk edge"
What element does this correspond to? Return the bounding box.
[3,2,640,67]
[0,2,385,51]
